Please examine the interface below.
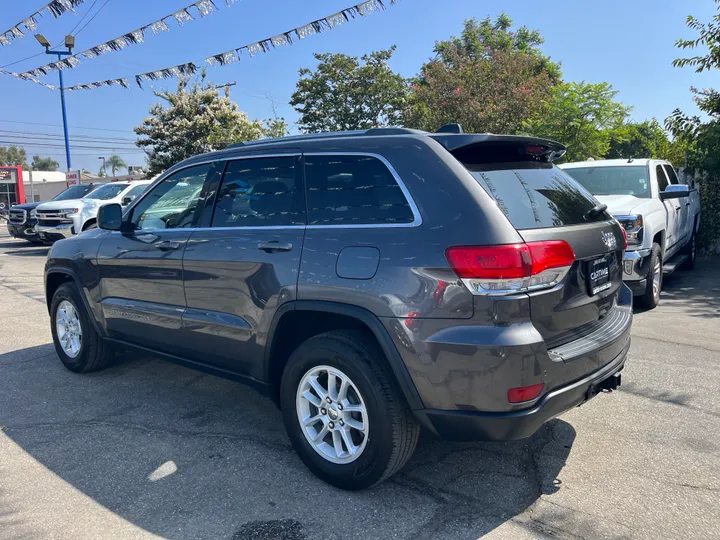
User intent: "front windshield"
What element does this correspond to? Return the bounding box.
[52,185,91,201]
[563,166,651,198]
[84,183,129,200]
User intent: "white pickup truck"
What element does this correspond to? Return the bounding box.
[560,159,701,309]
[34,180,151,243]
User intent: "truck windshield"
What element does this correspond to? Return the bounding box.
[52,185,92,201]
[84,183,129,200]
[562,166,651,198]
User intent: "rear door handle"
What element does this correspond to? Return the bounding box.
[675,207,681,212]
[258,241,293,253]
[155,240,181,251]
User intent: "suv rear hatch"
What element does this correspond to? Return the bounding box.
[438,136,629,381]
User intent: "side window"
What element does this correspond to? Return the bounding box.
[123,184,148,204]
[304,155,415,225]
[656,165,669,193]
[210,156,303,227]
[663,164,680,185]
[131,164,211,231]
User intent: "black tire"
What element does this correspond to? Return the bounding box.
[636,243,662,310]
[681,226,697,271]
[50,282,113,373]
[83,222,97,231]
[280,329,420,490]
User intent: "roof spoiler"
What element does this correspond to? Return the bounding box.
[431,133,567,163]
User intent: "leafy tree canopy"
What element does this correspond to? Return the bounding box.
[135,73,267,176]
[524,81,631,162]
[433,14,562,79]
[0,146,29,170]
[290,47,408,133]
[106,154,127,176]
[30,155,60,171]
[606,120,685,165]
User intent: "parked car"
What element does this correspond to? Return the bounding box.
[35,180,152,242]
[560,159,701,309]
[6,184,96,244]
[44,127,631,490]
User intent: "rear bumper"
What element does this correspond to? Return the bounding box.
[415,340,629,441]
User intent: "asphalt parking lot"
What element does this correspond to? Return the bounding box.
[0,230,718,540]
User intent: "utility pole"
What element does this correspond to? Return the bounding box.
[34,34,74,172]
[98,156,106,176]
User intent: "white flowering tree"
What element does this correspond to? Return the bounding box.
[135,74,266,176]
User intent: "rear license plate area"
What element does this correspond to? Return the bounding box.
[587,255,612,296]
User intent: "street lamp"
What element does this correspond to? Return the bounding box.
[35,33,73,172]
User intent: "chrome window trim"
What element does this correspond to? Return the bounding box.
[117,151,422,234]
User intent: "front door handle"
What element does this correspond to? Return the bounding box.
[675,207,681,212]
[155,240,181,251]
[258,240,293,253]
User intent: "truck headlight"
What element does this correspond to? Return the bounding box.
[64,208,80,218]
[618,215,643,246]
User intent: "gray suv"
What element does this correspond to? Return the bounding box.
[44,127,632,490]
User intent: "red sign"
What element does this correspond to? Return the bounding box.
[66,171,80,186]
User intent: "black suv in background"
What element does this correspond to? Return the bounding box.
[44,127,631,490]
[7,184,95,243]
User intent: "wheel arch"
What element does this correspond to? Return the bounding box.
[264,301,423,410]
[45,268,105,336]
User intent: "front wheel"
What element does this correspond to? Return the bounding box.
[636,243,662,309]
[50,282,113,373]
[280,330,419,490]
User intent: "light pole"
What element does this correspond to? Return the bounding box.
[35,33,74,172]
[98,156,106,176]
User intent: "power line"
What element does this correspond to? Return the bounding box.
[74,0,112,37]
[68,0,102,35]
[0,128,136,143]
[0,119,134,133]
[0,139,141,151]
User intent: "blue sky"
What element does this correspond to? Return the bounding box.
[0,0,718,173]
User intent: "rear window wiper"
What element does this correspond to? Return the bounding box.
[584,203,608,220]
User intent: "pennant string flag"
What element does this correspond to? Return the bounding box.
[6,0,398,92]
[16,0,220,79]
[0,0,87,47]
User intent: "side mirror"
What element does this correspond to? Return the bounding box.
[660,184,690,200]
[97,203,123,231]
[122,196,133,206]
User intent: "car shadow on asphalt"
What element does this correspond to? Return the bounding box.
[633,256,720,318]
[0,344,577,540]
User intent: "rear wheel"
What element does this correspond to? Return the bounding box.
[280,330,419,490]
[636,243,662,309]
[50,282,113,373]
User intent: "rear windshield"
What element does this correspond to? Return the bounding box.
[466,163,605,229]
[562,166,650,198]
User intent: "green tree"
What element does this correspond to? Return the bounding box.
[524,81,631,161]
[404,15,557,134]
[105,154,127,176]
[606,120,686,165]
[434,14,562,79]
[135,73,266,176]
[0,146,29,169]
[30,155,60,171]
[290,47,408,133]
[673,0,720,73]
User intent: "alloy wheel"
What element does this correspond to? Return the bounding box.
[296,365,369,464]
[56,300,82,358]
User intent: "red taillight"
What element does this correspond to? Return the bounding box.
[445,241,575,280]
[508,383,544,403]
[620,226,628,249]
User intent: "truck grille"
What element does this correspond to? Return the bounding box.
[36,209,73,226]
[9,209,26,224]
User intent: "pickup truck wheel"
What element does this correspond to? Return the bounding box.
[681,230,697,271]
[636,243,662,309]
[280,330,420,490]
[50,282,113,373]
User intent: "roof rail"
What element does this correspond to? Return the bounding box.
[227,127,427,149]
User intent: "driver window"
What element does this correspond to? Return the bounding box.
[130,164,211,231]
